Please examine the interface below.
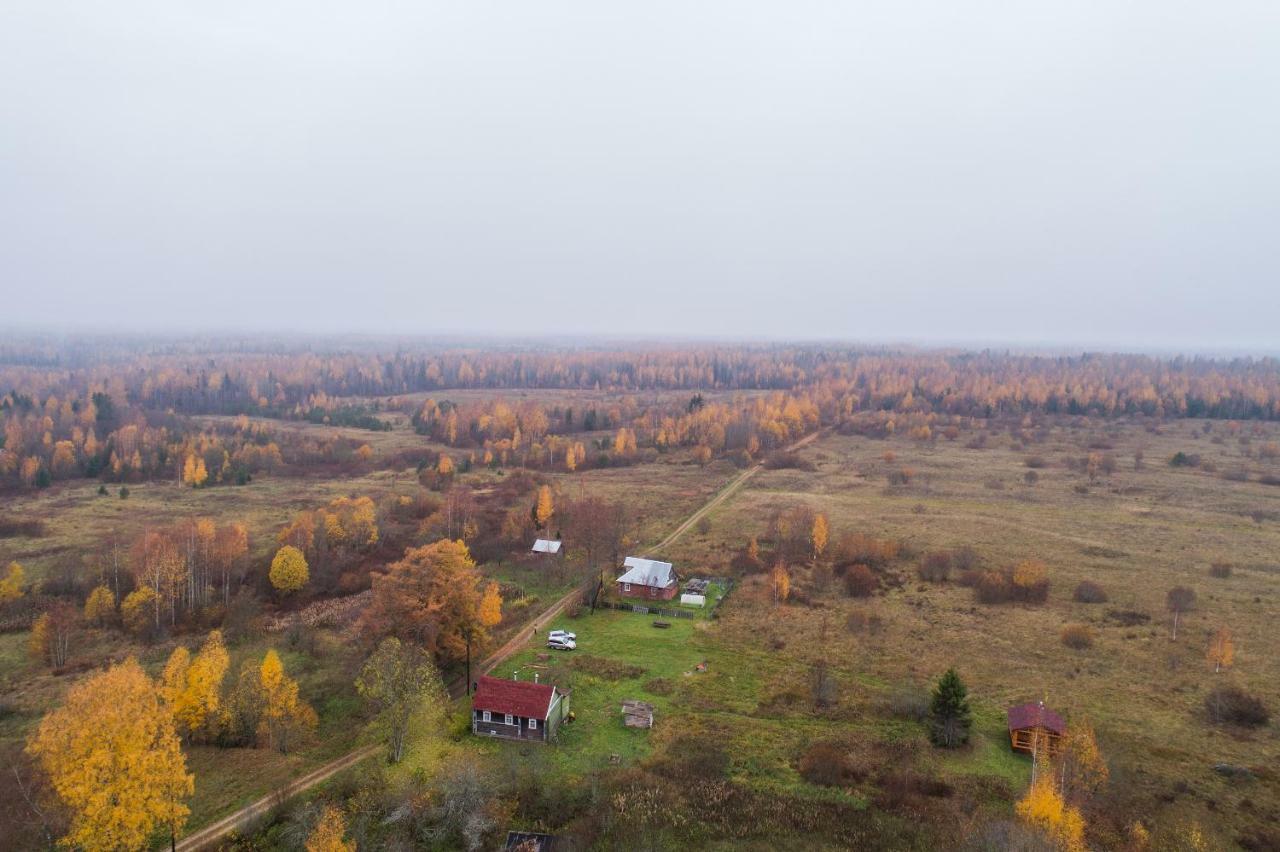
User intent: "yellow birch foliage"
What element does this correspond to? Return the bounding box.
[163,632,230,739]
[1016,775,1086,852]
[0,561,24,602]
[811,514,829,559]
[259,649,317,753]
[84,585,116,625]
[1207,628,1234,673]
[269,545,309,594]
[121,587,158,637]
[772,563,790,604]
[478,582,503,629]
[26,658,193,852]
[535,485,554,528]
[306,804,356,852]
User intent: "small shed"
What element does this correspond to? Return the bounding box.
[531,539,563,556]
[685,578,710,595]
[1007,701,1066,755]
[622,700,655,729]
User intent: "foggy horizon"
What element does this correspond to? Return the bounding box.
[3,2,1278,352]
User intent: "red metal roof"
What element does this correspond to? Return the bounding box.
[1007,702,1066,734]
[473,675,557,720]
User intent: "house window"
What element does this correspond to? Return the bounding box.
[482,710,491,723]
[504,714,514,725]
[623,583,631,592]
[529,719,538,730]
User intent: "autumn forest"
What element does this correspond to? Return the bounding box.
[2,336,1279,851]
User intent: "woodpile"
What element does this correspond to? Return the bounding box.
[622,700,655,729]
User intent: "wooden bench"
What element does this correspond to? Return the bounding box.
[652,621,671,629]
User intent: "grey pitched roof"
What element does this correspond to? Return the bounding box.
[531,539,562,554]
[617,556,675,587]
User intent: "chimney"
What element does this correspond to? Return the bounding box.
[534,673,540,683]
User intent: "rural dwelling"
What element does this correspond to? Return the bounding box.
[531,538,563,556]
[472,675,570,743]
[1007,701,1066,756]
[616,556,678,600]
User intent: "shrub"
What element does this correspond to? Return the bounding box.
[845,565,877,598]
[1073,580,1108,604]
[952,546,980,573]
[797,742,865,788]
[1209,562,1233,579]
[846,609,884,634]
[975,571,1012,603]
[886,468,912,486]
[957,568,984,588]
[1023,471,1039,485]
[1010,559,1050,603]
[763,452,815,471]
[1169,452,1200,468]
[1060,624,1094,649]
[1024,456,1047,469]
[886,686,929,722]
[917,551,952,583]
[1205,685,1269,727]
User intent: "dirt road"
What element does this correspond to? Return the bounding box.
[177,428,824,849]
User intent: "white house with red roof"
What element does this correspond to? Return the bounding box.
[471,675,570,742]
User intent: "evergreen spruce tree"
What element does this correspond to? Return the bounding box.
[929,667,972,747]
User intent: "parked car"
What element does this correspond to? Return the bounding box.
[548,629,576,642]
[546,637,576,651]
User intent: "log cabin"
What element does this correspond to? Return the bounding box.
[1007,701,1066,755]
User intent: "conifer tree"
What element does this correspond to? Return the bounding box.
[929,668,972,747]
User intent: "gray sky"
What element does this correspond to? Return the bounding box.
[2,2,1277,351]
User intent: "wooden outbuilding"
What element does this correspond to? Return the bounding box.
[531,538,563,556]
[1007,701,1066,755]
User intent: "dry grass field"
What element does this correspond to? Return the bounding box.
[658,417,1280,844]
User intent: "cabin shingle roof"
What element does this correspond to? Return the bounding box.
[1007,702,1066,734]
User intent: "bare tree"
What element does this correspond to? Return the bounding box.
[1166,586,1196,640]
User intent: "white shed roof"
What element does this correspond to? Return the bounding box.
[531,539,562,554]
[617,556,675,587]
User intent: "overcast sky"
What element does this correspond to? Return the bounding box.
[1,2,1277,351]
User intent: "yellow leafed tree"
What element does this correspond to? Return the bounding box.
[1207,628,1234,673]
[162,632,230,740]
[771,563,790,604]
[270,545,309,594]
[811,514,829,559]
[306,804,356,852]
[259,649,317,753]
[84,584,116,625]
[478,582,503,629]
[437,454,455,476]
[534,485,554,529]
[0,561,25,602]
[26,657,193,852]
[0,560,24,601]
[1016,774,1086,852]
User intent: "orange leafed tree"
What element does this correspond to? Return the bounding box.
[1207,628,1234,673]
[361,539,491,665]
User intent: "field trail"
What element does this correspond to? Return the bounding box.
[176,427,827,850]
